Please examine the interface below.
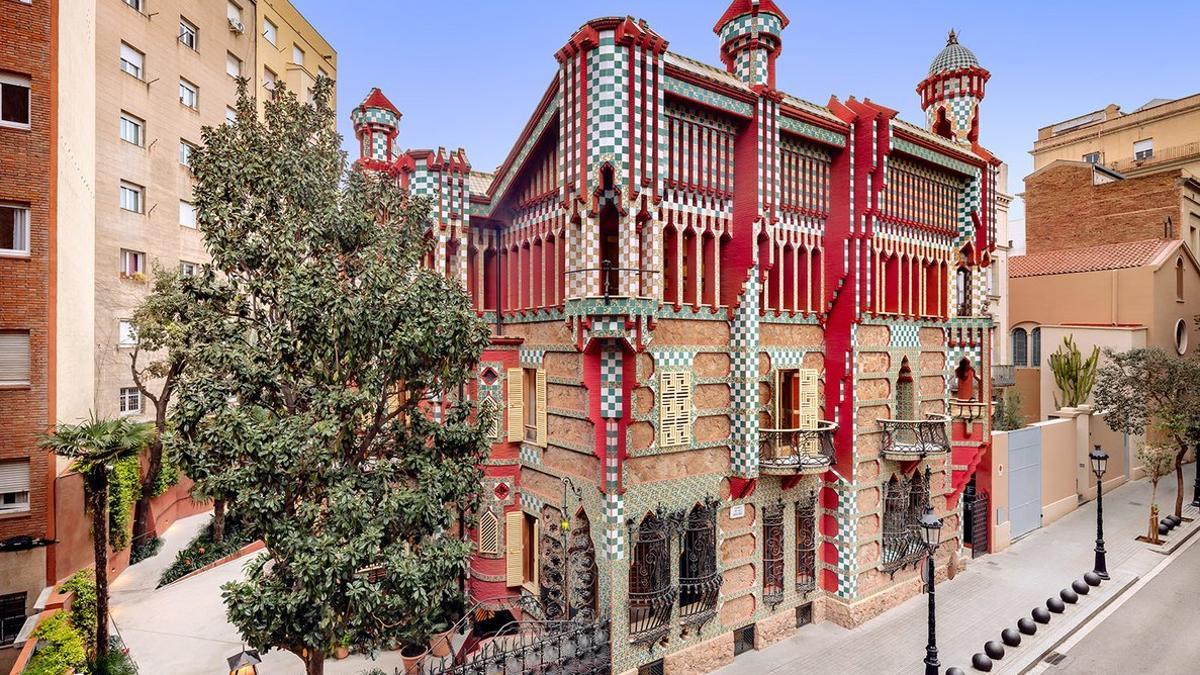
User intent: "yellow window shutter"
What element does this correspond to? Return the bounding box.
[798,369,819,454]
[507,368,524,443]
[531,517,540,586]
[774,369,784,425]
[535,369,548,447]
[505,510,523,586]
[658,371,692,447]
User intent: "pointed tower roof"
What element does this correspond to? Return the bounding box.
[356,87,400,115]
[928,29,980,74]
[714,0,790,33]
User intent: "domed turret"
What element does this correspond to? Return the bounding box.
[714,0,789,87]
[917,30,990,145]
[351,88,401,164]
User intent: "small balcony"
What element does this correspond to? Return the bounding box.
[992,364,1015,388]
[880,414,951,461]
[949,398,987,423]
[759,421,837,475]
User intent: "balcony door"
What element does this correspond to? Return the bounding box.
[776,369,819,430]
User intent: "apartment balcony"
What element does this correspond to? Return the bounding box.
[992,364,1015,388]
[880,414,951,461]
[1107,141,1200,174]
[758,421,837,475]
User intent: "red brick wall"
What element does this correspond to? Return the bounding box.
[0,0,53,544]
[1024,164,1184,254]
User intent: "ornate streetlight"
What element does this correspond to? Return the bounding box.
[1089,445,1109,580]
[920,505,944,675]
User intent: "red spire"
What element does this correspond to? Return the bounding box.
[713,0,790,34]
[357,87,400,115]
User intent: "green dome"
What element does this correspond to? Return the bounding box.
[928,30,980,75]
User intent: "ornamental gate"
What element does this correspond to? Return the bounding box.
[1008,427,1042,540]
[963,481,990,558]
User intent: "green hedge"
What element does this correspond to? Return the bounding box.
[108,456,140,551]
[25,613,87,675]
[58,570,98,652]
[158,512,252,587]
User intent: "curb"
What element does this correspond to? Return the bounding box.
[1145,506,1200,555]
[160,540,265,588]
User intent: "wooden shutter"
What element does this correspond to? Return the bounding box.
[506,368,524,443]
[535,369,547,447]
[0,332,31,384]
[505,510,523,586]
[658,371,692,447]
[478,510,500,556]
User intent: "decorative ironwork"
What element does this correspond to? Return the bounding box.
[949,399,986,423]
[540,505,567,621]
[880,414,951,460]
[882,469,932,575]
[794,490,817,594]
[565,263,659,304]
[758,421,837,475]
[966,485,990,559]
[762,500,785,609]
[427,615,612,675]
[628,511,676,645]
[733,625,755,656]
[678,499,721,630]
[568,509,599,621]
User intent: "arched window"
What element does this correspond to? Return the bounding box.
[882,469,931,574]
[629,513,673,642]
[1177,257,1185,301]
[1012,327,1028,367]
[1031,327,1042,368]
[795,489,818,593]
[678,501,720,625]
[478,509,500,556]
[762,501,785,609]
[956,266,971,316]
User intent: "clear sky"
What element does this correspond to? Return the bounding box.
[293,0,1200,250]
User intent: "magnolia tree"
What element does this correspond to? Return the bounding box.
[169,79,492,675]
[1094,347,1200,520]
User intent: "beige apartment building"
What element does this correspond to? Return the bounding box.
[1032,93,1200,179]
[257,0,337,110]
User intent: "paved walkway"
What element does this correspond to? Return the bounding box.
[110,512,412,674]
[716,462,1199,675]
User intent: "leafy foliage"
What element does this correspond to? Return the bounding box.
[107,456,140,551]
[150,454,180,498]
[1135,445,1176,543]
[130,536,163,565]
[167,78,492,668]
[59,569,98,653]
[1049,336,1099,409]
[993,389,1025,431]
[25,613,87,675]
[158,512,252,587]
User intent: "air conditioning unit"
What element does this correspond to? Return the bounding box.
[228,18,245,34]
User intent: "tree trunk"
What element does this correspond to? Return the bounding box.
[1149,482,1159,543]
[90,471,111,658]
[212,498,226,544]
[305,647,324,675]
[132,434,164,552]
[1174,448,1186,519]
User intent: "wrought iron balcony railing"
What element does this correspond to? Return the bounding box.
[949,398,988,423]
[880,413,951,460]
[992,364,1015,387]
[758,420,837,475]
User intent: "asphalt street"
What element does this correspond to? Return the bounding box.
[1048,533,1200,674]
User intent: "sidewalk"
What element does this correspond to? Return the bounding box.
[715,462,1198,675]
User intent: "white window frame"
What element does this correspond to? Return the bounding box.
[292,44,305,65]
[1134,138,1154,161]
[0,460,31,514]
[264,67,277,99]
[118,319,138,347]
[179,261,198,277]
[119,386,142,415]
[227,1,242,23]
[122,0,142,11]
[0,72,31,129]
[179,200,197,228]
[119,111,144,146]
[179,18,198,50]
[0,331,31,386]
[226,52,242,78]
[263,18,278,45]
[179,139,196,167]
[1,204,31,257]
[225,107,237,125]
[119,181,144,213]
[120,42,144,80]
[179,78,198,110]
[120,249,146,277]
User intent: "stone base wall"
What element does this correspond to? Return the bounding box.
[824,552,966,628]
[663,631,735,675]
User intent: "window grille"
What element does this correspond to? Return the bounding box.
[478,509,500,556]
[762,501,785,608]
[733,625,756,656]
[795,490,817,593]
[1012,327,1028,367]
[628,512,674,644]
[882,469,931,574]
[678,500,720,627]
[539,505,567,620]
[795,602,813,628]
[638,659,665,675]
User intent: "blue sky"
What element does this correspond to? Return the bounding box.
[294,0,1200,249]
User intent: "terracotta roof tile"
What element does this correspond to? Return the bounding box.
[1010,239,1174,278]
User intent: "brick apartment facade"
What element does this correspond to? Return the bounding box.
[0,0,55,654]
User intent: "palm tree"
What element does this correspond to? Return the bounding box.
[41,415,155,659]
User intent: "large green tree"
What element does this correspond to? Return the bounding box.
[169,79,491,675]
[1094,347,1200,519]
[40,416,155,659]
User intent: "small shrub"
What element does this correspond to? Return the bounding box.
[89,643,140,675]
[130,536,163,564]
[58,569,98,652]
[993,389,1026,431]
[158,511,251,587]
[25,613,87,675]
[150,456,180,498]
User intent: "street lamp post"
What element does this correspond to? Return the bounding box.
[1192,442,1200,508]
[919,505,944,675]
[1089,445,1109,580]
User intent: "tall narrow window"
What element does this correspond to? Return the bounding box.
[179,139,196,167]
[119,112,144,146]
[679,501,720,626]
[1012,327,1028,367]
[762,501,785,609]
[179,79,198,109]
[263,18,278,45]
[0,204,30,255]
[226,52,242,78]
[292,44,305,65]
[179,201,197,228]
[118,320,137,347]
[629,513,673,642]
[1030,327,1042,368]
[0,72,31,128]
[120,43,144,79]
[658,370,692,447]
[882,472,927,573]
[795,490,817,593]
[179,18,198,50]
[263,67,278,100]
[599,203,620,296]
[1177,258,1185,301]
[119,181,144,213]
[956,266,971,316]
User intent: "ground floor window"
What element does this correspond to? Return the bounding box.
[629,512,674,643]
[795,490,818,593]
[882,469,930,573]
[762,501,785,608]
[678,500,720,626]
[0,592,25,646]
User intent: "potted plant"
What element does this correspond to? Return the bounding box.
[333,635,351,660]
[400,642,429,674]
[428,595,466,657]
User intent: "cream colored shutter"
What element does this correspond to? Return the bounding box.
[798,369,819,454]
[0,460,30,496]
[658,371,692,447]
[505,510,523,586]
[0,332,31,384]
[531,517,540,586]
[773,369,784,426]
[506,368,524,443]
[535,369,547,447]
